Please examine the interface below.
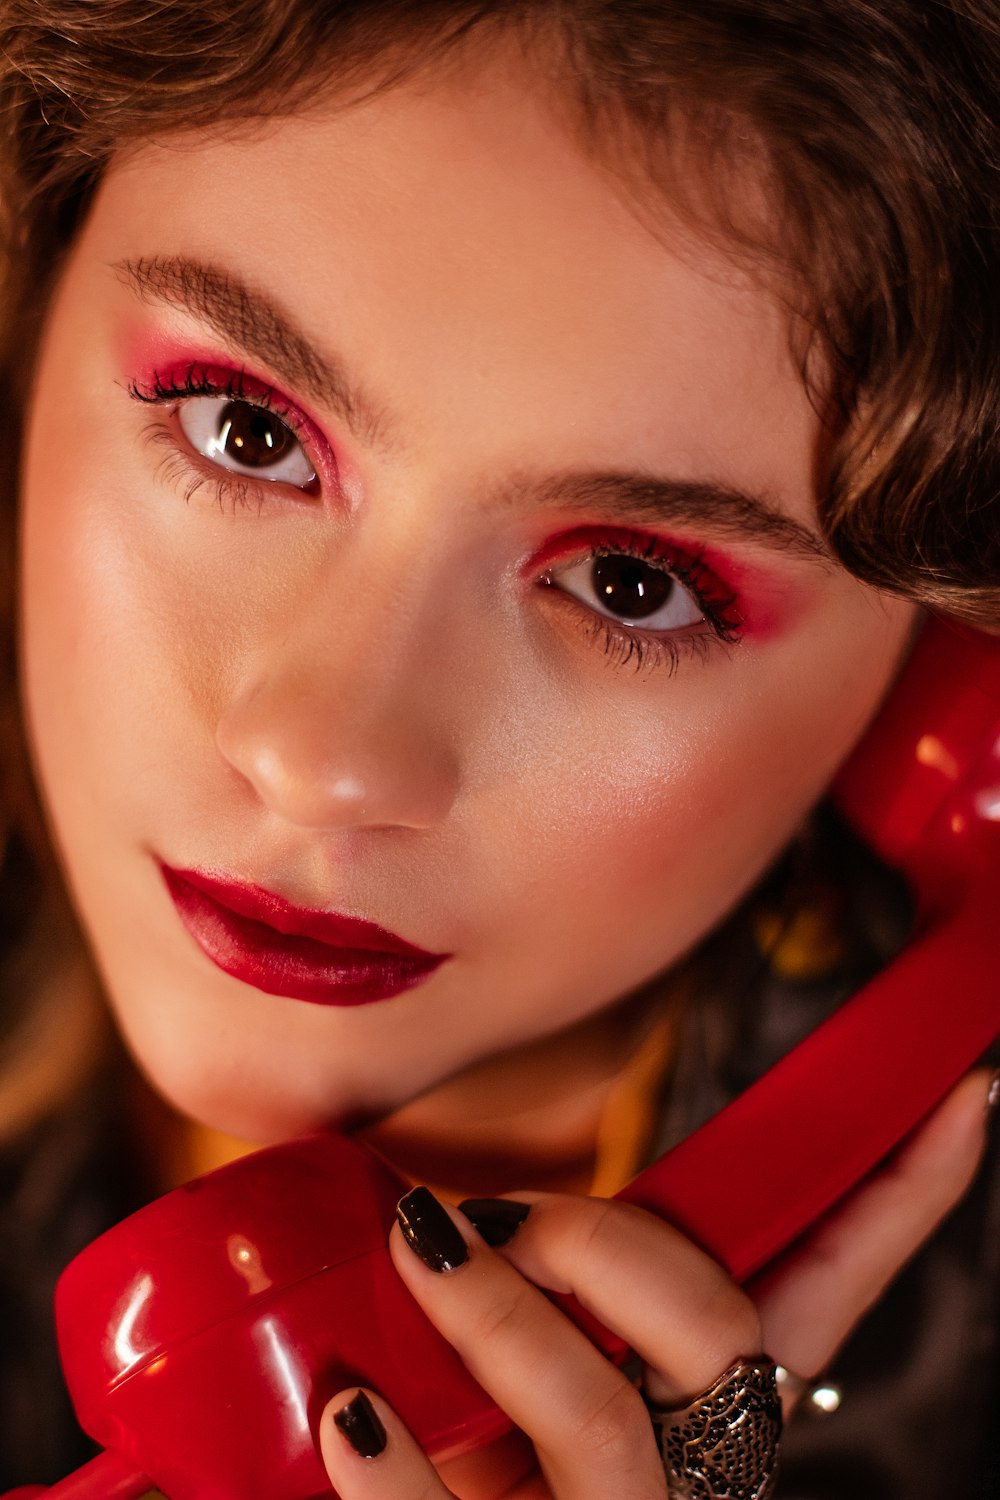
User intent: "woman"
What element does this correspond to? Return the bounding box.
[0,2,997,1495]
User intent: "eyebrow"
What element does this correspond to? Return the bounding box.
[496,471,831,561]
[114,254,396,451]
[114,253,830,563]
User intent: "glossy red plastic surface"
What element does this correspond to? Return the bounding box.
[53,1135,512,1499]
[10,619,1000,1499]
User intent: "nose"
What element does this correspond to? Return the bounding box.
[215,595,462,832]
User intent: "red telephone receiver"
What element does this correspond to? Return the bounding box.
[8,616,1000,1500]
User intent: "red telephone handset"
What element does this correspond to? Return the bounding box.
[8,617,1000,1500]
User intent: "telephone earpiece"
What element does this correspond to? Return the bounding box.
[12,617,1000,1500]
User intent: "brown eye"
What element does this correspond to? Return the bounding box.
[177,394,317,490]
[215,400,296,469]
[549,551,705,632]
[591,555,675,620]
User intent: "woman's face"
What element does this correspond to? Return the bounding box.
[19,54,915,1141]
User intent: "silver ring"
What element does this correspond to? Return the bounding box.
[644,1356,782,1500]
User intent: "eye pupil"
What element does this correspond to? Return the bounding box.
[592,555,673,619]
[217,401,292,467]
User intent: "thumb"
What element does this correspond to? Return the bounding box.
[749,1067,994,1383]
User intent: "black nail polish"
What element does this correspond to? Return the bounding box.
[458,1197,531,1247]
[333,1391,387,1458]
[397,1185,469,1272]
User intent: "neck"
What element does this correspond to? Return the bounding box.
[358,986,667,1197]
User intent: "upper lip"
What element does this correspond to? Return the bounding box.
[158,861,448,960]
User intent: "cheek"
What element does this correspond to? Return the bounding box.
[509,727,776,958]
[21,450,188,810]
[492,625,903,985]
[19,426,236,926]
[20,373,298,840]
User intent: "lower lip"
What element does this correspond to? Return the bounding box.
[161,868,447,1006]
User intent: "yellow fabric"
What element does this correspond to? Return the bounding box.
[166,1120,257,1185]
[753,908,843,980]
[588,1010,674,1196]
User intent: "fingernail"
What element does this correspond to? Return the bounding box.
[397,1186,469,1272]
[458,1197,531,1247]
[986,1070,1000,1117]
[333,1391,387,1458]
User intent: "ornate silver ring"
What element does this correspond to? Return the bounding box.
[643,1355,782,1500]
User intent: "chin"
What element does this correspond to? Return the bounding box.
[134,1065,333,1146]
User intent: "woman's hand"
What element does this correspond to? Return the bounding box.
[317,1070,993,1500]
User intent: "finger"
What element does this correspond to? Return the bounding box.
[319,1387,456,1500]
[458,1189,762,1403]
[391,1188,668,1500]
[751,1067,993,1380]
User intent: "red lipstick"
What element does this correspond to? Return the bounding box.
[158,862,449,1006]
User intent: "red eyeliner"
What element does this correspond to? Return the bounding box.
[158,862,450,1006]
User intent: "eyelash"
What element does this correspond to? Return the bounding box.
[541,532,743,676]
[127,363,321,511]
[127,366,742,676]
